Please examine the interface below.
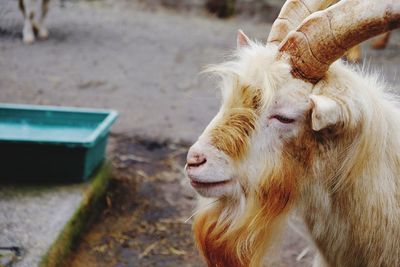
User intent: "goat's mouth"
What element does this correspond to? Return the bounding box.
[190,179,231,188]
[188,176,235,197]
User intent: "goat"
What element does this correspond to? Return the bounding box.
[18,0,50,43]
[372,32,392,50]
[185,0,400,266]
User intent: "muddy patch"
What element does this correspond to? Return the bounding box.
[63,136,204,267]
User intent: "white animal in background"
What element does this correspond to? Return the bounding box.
[185,0,400,266]
[18,0,50,44]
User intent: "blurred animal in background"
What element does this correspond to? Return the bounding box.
[186,0,400,266]
[372,31,392,49]
[18,0,50,44]
[344,32,392,62]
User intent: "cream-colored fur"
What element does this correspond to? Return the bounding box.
[187,39,400,266]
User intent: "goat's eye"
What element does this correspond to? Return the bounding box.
[271,115,295,124]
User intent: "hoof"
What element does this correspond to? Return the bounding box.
[23,25,35,44]
[38,28,49,40]
[371,40,388,50]
[23,34,35,44]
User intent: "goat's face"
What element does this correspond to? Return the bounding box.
[185,39,331,200]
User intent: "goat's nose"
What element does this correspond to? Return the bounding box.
[186,151,207,168]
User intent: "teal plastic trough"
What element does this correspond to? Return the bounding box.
[0,104,118,183]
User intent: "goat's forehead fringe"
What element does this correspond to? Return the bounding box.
[204,43,292,160]
[205,42,289,103]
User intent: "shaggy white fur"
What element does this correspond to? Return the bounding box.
[187,38,400,266]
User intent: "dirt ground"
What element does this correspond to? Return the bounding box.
[63,136,204,267]
[1,0,400,266]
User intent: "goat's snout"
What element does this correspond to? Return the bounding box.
[186,149,207,169]
[185,142,235,198]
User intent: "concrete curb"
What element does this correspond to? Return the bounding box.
[40,164,111,267]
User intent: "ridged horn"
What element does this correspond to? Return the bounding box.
[267,0,337,45]
[279,0,400,83]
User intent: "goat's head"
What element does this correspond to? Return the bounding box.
[186,0,400,266]
[186,40,312,200]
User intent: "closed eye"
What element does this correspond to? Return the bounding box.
[271,115,295,124]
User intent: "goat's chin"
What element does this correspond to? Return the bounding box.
[191,179,237,198]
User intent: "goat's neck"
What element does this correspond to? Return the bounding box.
[298,135,400,266]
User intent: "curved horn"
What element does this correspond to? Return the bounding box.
[267,0,337,45]
[279,0,400,83]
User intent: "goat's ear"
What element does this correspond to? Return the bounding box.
[237,29,251,48]
[310,95,341,131]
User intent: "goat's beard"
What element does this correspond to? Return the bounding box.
[193,159,299,267]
